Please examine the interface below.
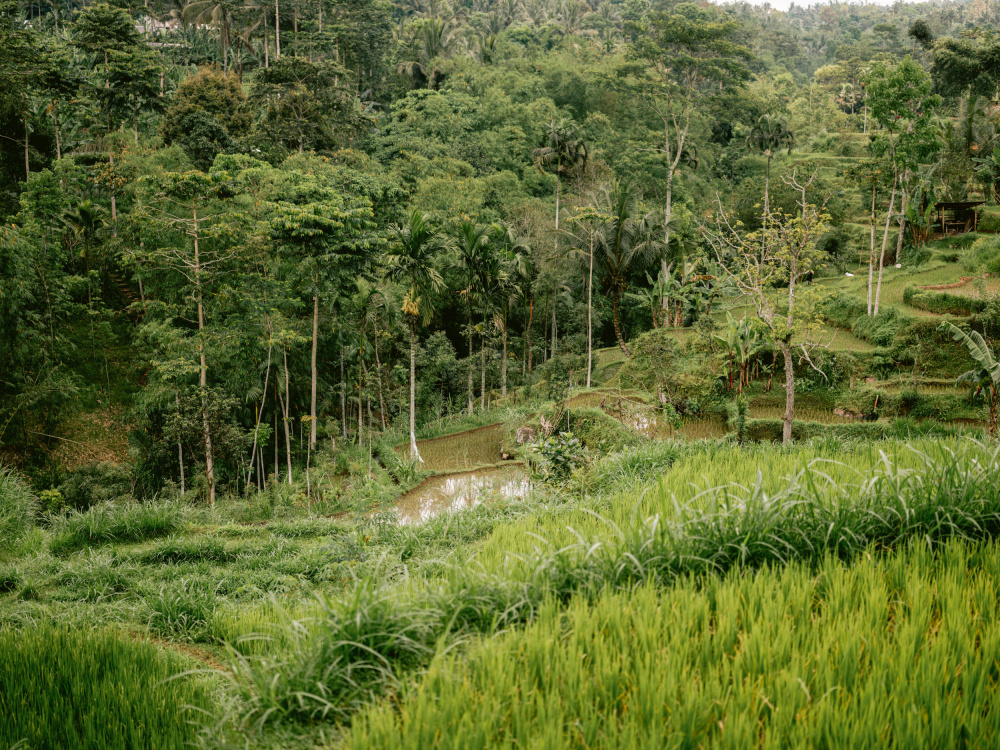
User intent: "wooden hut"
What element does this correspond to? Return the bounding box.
[934,201,984,235]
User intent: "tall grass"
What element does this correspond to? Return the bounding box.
[0,626,211,749]
[347,539,1000,748]
[48,500,184,555]
[222,438,1000,730]
[0,467,38,550]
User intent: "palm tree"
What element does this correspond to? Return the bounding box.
[494,224,532,397]
[384,210,446,461]
[397,17,457,89]
[940,322,1000,438]
[453,220,493,413]
[746,114,794,216]
[592,179,662,356]
[555,201,609,387]
[533,118,588,237]
[183,0,236,71]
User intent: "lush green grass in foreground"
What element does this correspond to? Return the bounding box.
[210,438,1000,740]
[348,538,1000,749]
[0,627,212,750]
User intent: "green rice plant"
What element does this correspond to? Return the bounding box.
[222,440,1000,730]
[0,626,211,750]
[48,501,184,555]
[138,535,229,564]
[58,550,134,602]
[147,577,219,642]
[346,539,1000,749]
[0,467,38,550]
[588,441,685,493]
[0,563,20,594]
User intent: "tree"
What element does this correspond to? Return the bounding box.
[494,224,532,397]
[745,115,794,216]
[270,192,375,450]
[592,179,661,357]
[705,171,830,445]
[558,202,610,387]
[533,119,589,240]
[625,1,752,313]
[384,209,445,462]
[132,171,237,504]
[453,219,493,413]
[939,322,1000,438]
[864,56,938,314]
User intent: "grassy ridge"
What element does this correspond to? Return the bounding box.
[347,538,1000,748]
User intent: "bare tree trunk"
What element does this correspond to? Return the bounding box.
[275,0,281,58]
[248,341,272,487]
[176,389,185,496]
[501,304,508,398]
[526,295,534,373]
[612,289,630,356]
[586,231,594,388]
[340,345,347,438]
[480,329,487,411]
[551,297,557,359]
[282,346,292,484]
[408,320,421,462]
[193,200,215,505]
[874,179,897,316]
[373,321,387,431]
[22,115,31,179]
[867,184,876,316]
[781,341,794,445]
[310,285,318,448]
[467,312,474,414]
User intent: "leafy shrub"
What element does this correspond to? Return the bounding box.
[978,210,1000,234]
[48,501,184,556]
[0,626,211,749]
[0,467,37,549]
[529,432,585,481]
[963,235,1000,274]
[58,462,133,511]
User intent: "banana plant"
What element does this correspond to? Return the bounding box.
[939,322,1000,438]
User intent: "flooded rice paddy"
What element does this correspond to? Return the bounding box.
[395,466,530,524]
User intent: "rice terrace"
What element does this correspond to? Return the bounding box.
[10,0,1000,747]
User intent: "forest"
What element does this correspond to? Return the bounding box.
[8,0,1000,747]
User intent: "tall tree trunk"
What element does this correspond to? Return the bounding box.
[176,389,185,496]
[501,303,508,398]
[340,344,347,438]
[373,321,387,431]
[551,296,557,359]
[612,288,629,356]
[781,341,794,445]
[408,320,421,461]
[52,105,61,161]
[282,346,293,484]
[480,328,487,411]
[275,0,281,58]
[867,183,876,316]
[309,285,318,448]
[526,295,534,373]
[586,231,593,388]
[467,311,474,414]
[764,153,771,216]
[193,199,215,505]
[873,178,897,316]
[896,172,909,266]
[23,117,29,180]
[248,342,272,487]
